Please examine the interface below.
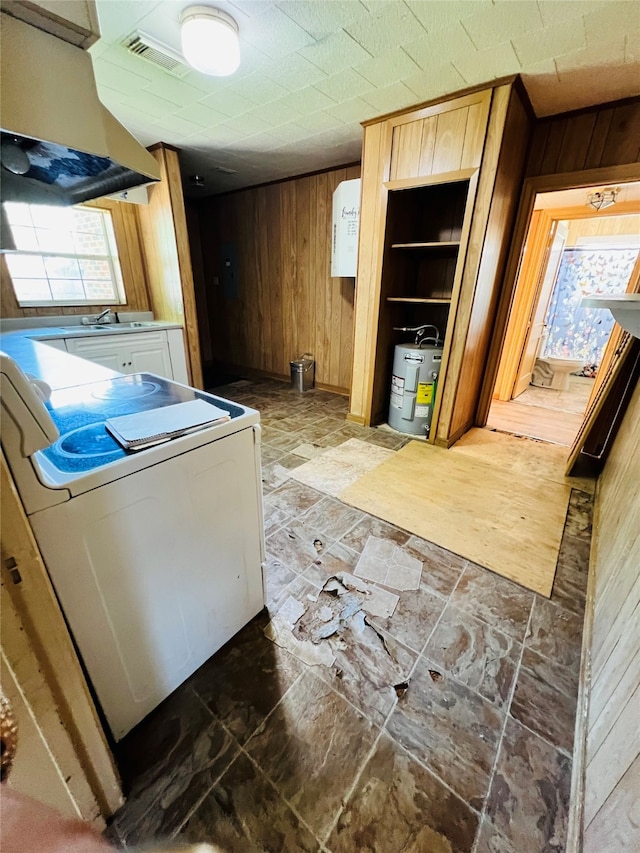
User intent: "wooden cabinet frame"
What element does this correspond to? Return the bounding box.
[349,80,533,447]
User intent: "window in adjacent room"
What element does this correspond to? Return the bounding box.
[3,202,126,306]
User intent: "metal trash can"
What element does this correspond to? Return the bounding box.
[290,353,315,392]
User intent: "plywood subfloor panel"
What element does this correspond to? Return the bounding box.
[488,399,583,446]
[339,430,574,597]
[455,428,595,494]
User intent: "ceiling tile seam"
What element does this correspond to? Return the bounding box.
[275,2,334,42]
[302,28,375,73]
[401,61,464,101]
[459,16,482,52]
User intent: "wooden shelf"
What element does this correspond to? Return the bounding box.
[387,297,452,304]
[391,241,460,249]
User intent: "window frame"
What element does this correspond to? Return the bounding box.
[3,201,128,309]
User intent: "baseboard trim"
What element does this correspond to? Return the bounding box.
[315,382,349,397]
[346,412,366,425]
[208,362,348,396]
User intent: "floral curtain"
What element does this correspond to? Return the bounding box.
[542,247,638,365]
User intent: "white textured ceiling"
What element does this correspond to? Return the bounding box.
[90,0,640,196]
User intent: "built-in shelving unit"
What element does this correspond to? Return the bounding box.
[391,241,461,249]
[375,180,469,366]
[387,297,452,303]
[349,81,533,446]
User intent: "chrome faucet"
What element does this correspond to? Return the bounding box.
[84,308,112,325]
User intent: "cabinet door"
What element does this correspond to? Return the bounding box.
[65,337,126,372]
[126,332,173,378]
[66,332,174,380]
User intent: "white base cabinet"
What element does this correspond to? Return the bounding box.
[65,330,188,383]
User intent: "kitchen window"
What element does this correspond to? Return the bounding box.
[3,202,126,307]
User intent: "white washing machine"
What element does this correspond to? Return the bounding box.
[1,355,265,740]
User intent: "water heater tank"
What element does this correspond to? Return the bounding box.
[388,342,443,437]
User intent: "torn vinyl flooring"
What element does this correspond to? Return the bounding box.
[108,378,592,853]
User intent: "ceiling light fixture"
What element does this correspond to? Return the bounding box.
[586,187,620,211]
[180,5,240,77]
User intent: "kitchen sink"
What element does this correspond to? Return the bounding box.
[56,322,159,334]
[57,325,117,333]
[114,321,157,329]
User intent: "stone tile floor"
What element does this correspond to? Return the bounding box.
[108,379,591,853]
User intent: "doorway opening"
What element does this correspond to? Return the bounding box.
[487,180,640,446]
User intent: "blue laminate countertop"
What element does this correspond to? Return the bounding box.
[0,329,120,391]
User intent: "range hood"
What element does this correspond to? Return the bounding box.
[0,11,161,209]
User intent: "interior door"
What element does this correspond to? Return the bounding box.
[512,221,568,397]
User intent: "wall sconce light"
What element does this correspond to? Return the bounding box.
[586,187,620,211]
[180,5,240,76]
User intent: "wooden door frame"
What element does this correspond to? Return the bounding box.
[494,198,640,402]
[477,163,640,425]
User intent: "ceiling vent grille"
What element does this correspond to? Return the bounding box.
[122,31,190,78]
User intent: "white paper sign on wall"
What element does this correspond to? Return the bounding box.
[331,178,361,278]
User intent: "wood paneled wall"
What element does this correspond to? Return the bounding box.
[566,213,640,246]
[0,198,151,318]
[479,97,640,423]
[135,144,203,388]
[195,164,360,393]
[527,98,640,177]
[581,380,640,851]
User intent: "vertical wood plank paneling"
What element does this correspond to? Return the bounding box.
[432,108,468,173]
[296,175,312,360]
[279,183,292,375]
[256,187,272,374]
[197,163,360,392]
[461,100,490,169]
[555,111,598,173]
[419,115,437,175]
[582,380,640,848]
[526,122,550,176]
[313,172,328,384]
[136,145,202,387]
[584,684,640,826]
[584,757,640,853]
[601,103,640,165]
[268,184,285,375]
[526,98,640,177]
[588,635,640,759]
[390,120,423,180]
[538,117,568,175]
[583,107,616,169]
[349,120,390,419]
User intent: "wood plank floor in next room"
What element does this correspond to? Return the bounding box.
[107,379,592,853]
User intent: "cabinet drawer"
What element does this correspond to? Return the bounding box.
[66,331,167,357]
[65,331,174,380]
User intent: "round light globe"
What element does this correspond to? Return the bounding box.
[180,6,240,76]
